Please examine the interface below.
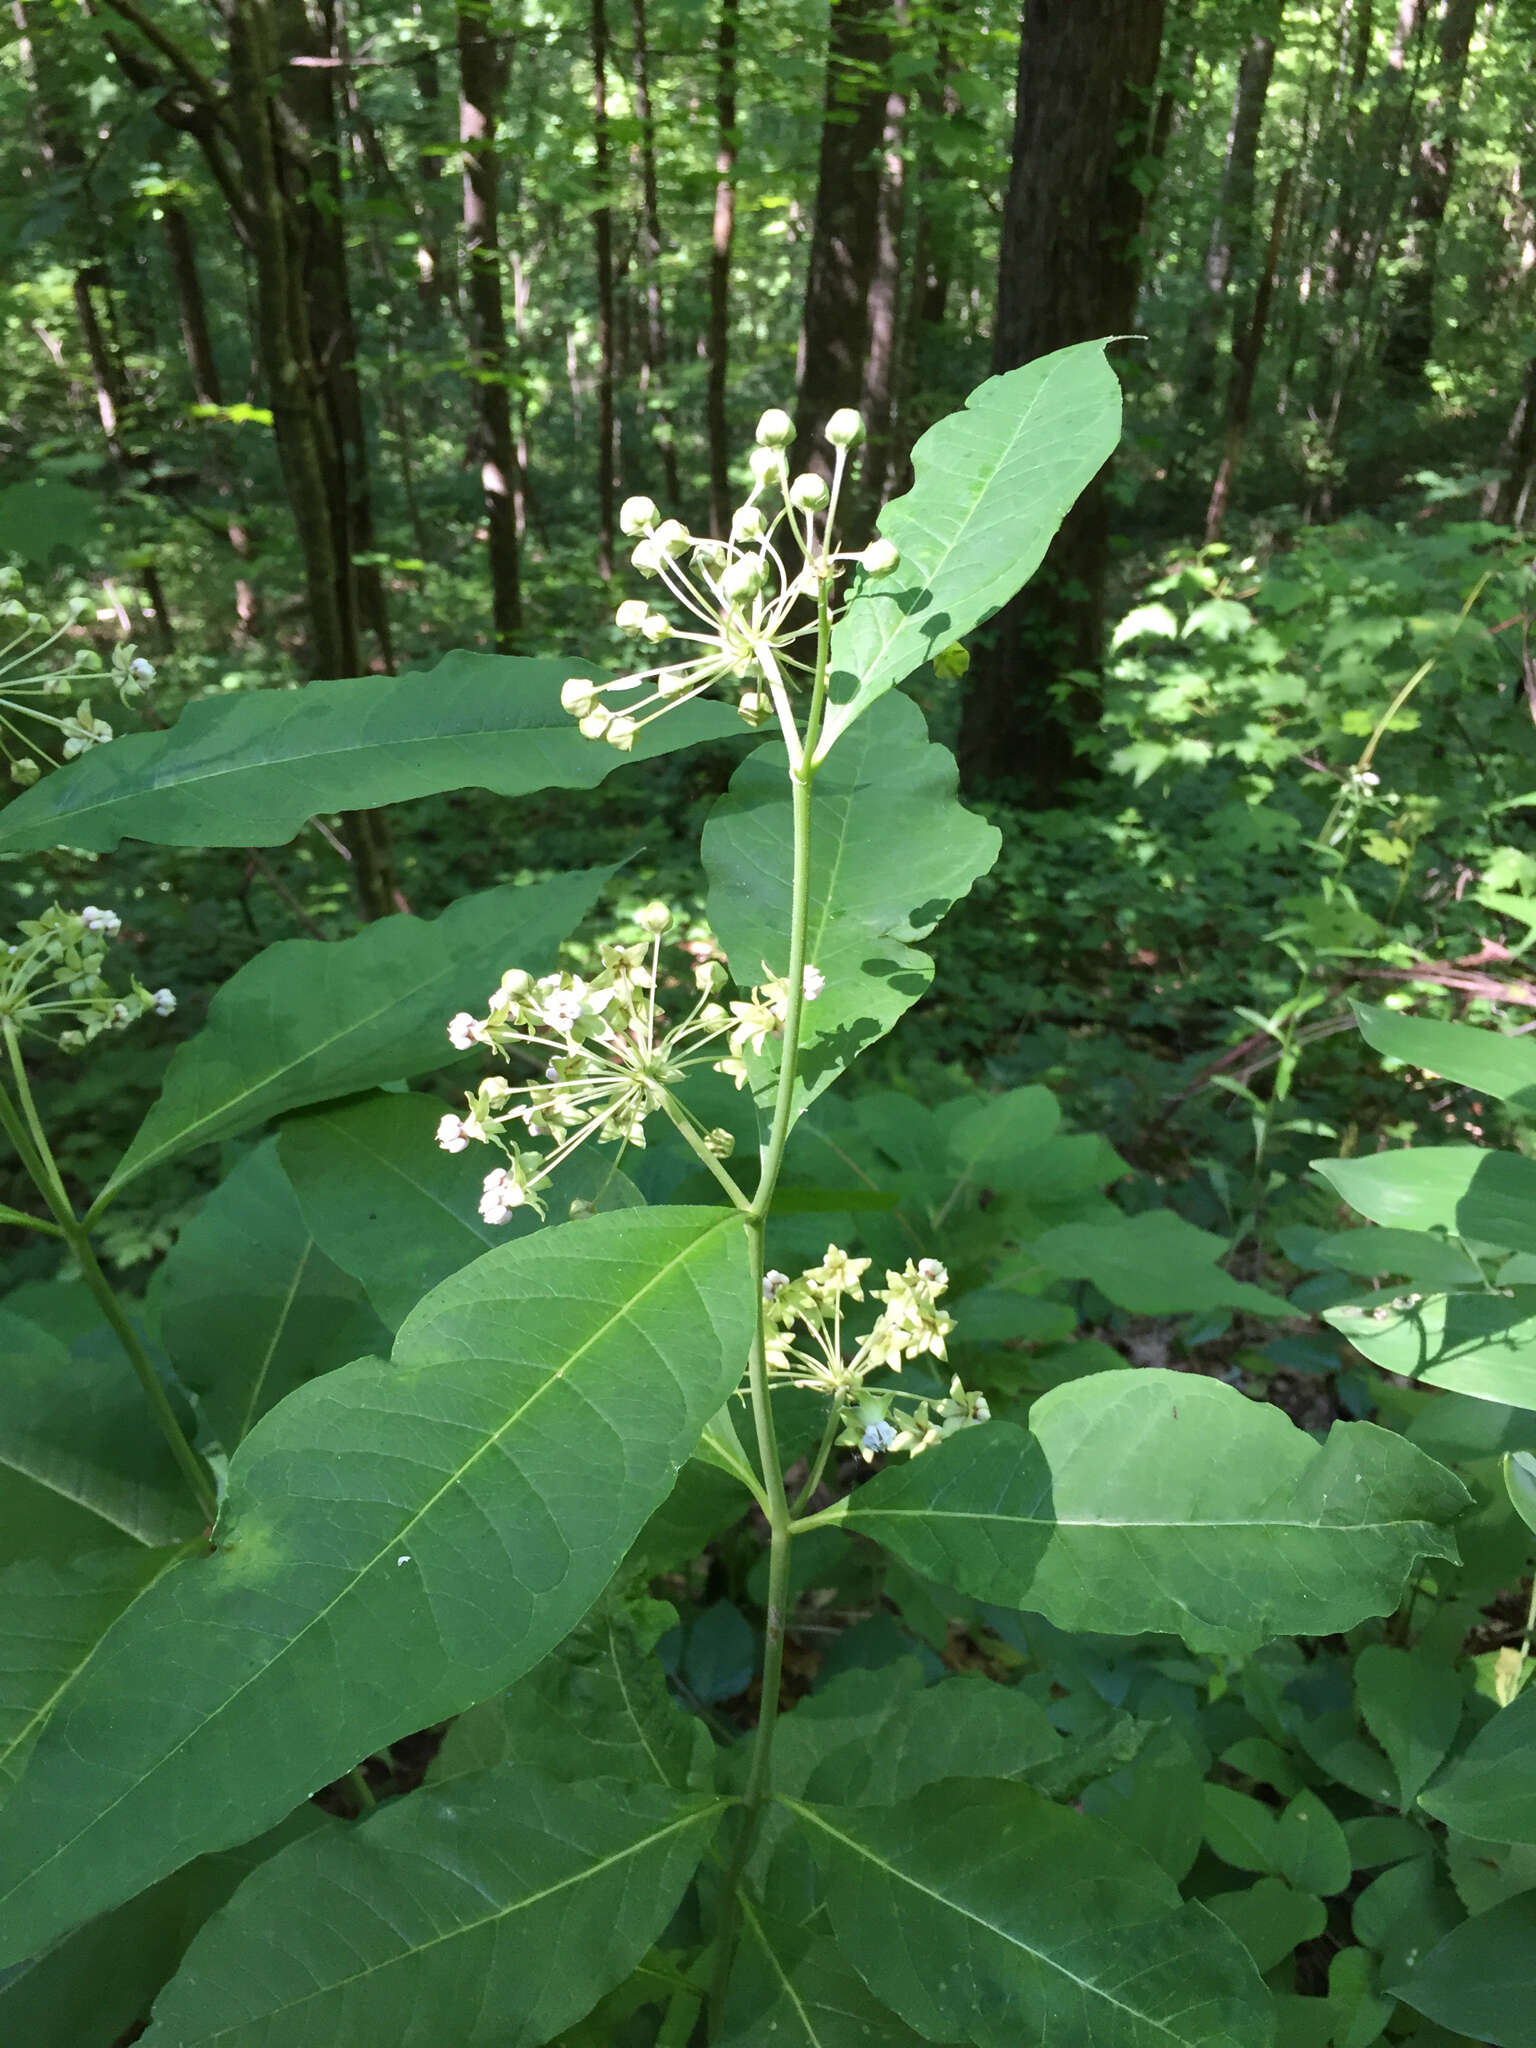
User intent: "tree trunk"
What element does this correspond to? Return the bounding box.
[1183,23,1279,412]
[630,0,679,507]
[792,0,897,480]
[413,10,456,310]
[590,0,617,580]
[854,0,909,536]
[1206,167,1294,540]
[1380,0,1480,389]
[956,0,1165,800]
[457,0,522,648]
[705,0,739,537]
[161,203,223,406]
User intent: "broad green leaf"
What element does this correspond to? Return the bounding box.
[1392,1893,1536,2046]
[0,1206,751,1965]
[0,1547,185,1793]
[1505,1449,1536,1534]
[1204,1786,1280,1875]
[1351,1858,1461,1984]
[702,691,999,1119]
[1326,1289,1536,1409]
[1312,1146,1536,1253]
[1445,1830,1536,1914]
[825,1371,1468,1653]
[720,1899,929,2048]
[156,1140,388,1451]
[0,1807,329,2048]
[139,1765,721,2048]
[0,1313,202,1566]
[1306,1227,1483,1292]
[804,1672,1062,1807]
[0,653,739,856]
[278,1091,641,1330]
[1208,1881,1327,1975]
[1419,1684,1536,1842]
[815,340,1123,756]
[1354,1003,1536,1118]
[1354,1646,1463,1805]
[1274,1792,1352,1897]
[1079,1724,1207,1881]
[1033,1209,1289,1317]
[786,1780,1272,2048]
[98,867,608,1205]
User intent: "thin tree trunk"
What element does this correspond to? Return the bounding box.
[457,0,522,647]
[1381,0,1480,388]
[1206,167,1294,540]
[705,0,739,537]
[956,0,1165,799]
[630,0,679,507]
[591,0,616,580]
[1183,22,1279,412]
[413,8,456,310]
[855,0,909,534]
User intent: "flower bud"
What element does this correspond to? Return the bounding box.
[635,901,672,935]
[619,495,659,536]
[606,715,637,751]
[859,538,901,578]
[653,518,690,558]
[731,504,766,542]
[640,611,671,644]
[748,446,781,485]
[932,642,971,682]
[789,473,830,512]
[704,1128,735,1158]
[737,690,769,726]
[615,599,650,637]
[562,676,601,716]
[826,408,864,448]
[631,537,662,577]
[755,408,794,447]
[579,708,612,739]
[10,757,40,787]
[721,555,768,602]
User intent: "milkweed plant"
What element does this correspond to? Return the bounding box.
[0,347,1494,2048]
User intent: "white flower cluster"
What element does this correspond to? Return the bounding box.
[438,904,824,1223]
[0,572,156,787]
[762,1247,987,1460]
[0,904,174,1051]
[560,407,900,753]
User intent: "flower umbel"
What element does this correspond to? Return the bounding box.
[0,571,157,784]
[562,410,901,756]
[0,904,174,1051]
[762,1247,984,1460]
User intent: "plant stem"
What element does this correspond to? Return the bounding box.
[790,1407,840,1518]
[0,1024,218,1525]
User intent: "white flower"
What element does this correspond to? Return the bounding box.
[862,1418,898,1453]
[436,1113,471,1153]
[81,906,120,936]
[917,1258,947,1286]
[540,986,589,1033]
[479,1167,526,1224]
[151,987,176,1016]
[802,965,825,1002]
[128,656,155,682]
[447,1011,487,1051]
[763,1270,790,1302]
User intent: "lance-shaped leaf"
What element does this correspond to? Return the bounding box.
[720,1899,929,2048]
[1354,1002,1536,1118]
[1033,1209,1288,1317]
[138,1765,722,2048]
[0,1546,186,1794]
[0,1313,202,1568]
[785,1780,1272,2048]
[814,340,1123,756]
[97,866,609,1206]
[702,691,998,1118]
[1392,1893,1536,2047]
[1325,1289,1536,1411]
[822,1370,1468,1653]
[1419,1683,1536,1841]
[0,652,739,857]
[0,1206,751,1966]
[278,1091,642,1331]
[1312,1145,1536,1253]
[156,1140,389,1451]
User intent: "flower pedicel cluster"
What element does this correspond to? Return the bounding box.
[558,406,900,753]
[438,902,823,1223]
[763,1249,988,1461]
[0,570,156,787]
[0,904,174,1050]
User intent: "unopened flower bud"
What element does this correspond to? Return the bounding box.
[579,708,612,740]
[933,642,971,681]
[619,495,659,536]
[721,556,768,602]
[128,655,155,682]
[755,408,794,448]
[789,473,830,513]
[737,690,769,726]
[151,987,176,1017]
[561,676,601,715]
[607,715,637,751]
[826,408,864,448]
[653,519,690,558]
[748,446,781,486]
[615,599,650,636]
[704,1128,735,1158]
[10,757,40,787]
[859,538,901,578]
[731,505,766,542]
[635,901,672,935]
[640,611,671,644]
[631,538,662,578]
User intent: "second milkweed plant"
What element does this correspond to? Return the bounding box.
[0,344,1483,2048]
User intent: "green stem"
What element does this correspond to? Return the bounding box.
[790,1407,840,1519]
[0,1025,218,1526]
[663,1100,753,1211]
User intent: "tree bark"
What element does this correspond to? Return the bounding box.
[1183,23,1279,413]
[705,0,739,537]
[854,1,909,536]
[792,0,897,481]
[630,0,679,507]
[1380,0,1480,389]
[161,203,223,406]
[956,0,1165,800]
[457,0,522,648]
[590,0,617,580]
[1206,167,1294,540]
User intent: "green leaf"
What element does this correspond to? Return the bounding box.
[1505,1449,1536,1535]
[0,653,739,857]
[702,691,998,1119]
[0,1206,751,1965]
[1392,1893,1536,2046]
[720,1899,929,2048]
[1354,1003,1536,1118]
[0,1313,202,1566]
[1204,1786,1280,1875]
[1419,1684,1536,1842]
[1274,1791,1352,1897]
[1208,1880,1327,1976]
[156,1140,388,1451]
[786,1780,1272,2048]
[1354,1645,1463,1805]
[1352,1858,1461,1983]
[138,1765,722,2048]
[1032,1209,1289,1317]
[815,340,1123,756]
[1326,1289,1536,1409]
[804,1672,1063,1805]
[826,1371,1468,1653]
[278,1091,641,1330]
[1079,1724,1207,1881]
[99,868,608,1205]
[1312,1146,1536,1253]
[0,1547,185,1793]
